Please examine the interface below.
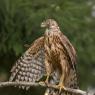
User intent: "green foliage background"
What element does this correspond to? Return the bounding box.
[0,0,95,95]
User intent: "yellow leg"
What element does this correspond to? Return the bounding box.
[56,54,66,93]
[56,74,65,94]
[38,73,50,85]
[45,73,50,84]
[38,72,51,85]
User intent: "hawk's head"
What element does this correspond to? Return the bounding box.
[41,19,59,29]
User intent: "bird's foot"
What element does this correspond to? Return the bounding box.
[38,81,45,85]
[38,74,50,85]
[56,83,66,94]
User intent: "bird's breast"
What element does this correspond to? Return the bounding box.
[45,35,63,62]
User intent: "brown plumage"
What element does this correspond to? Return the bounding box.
[41,19,78,95]
[9,19,78,95]
[9,37,46,89]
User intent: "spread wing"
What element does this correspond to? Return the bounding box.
[9,37,46,84]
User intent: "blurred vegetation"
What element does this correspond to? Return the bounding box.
[0,0,95,94]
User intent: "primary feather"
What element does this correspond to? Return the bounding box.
[9,37,46,89]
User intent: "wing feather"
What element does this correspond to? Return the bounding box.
[9,37,46,83]
[59,32,77,70]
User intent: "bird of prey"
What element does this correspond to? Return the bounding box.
[9,19,78,95]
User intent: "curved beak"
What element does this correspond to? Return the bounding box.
[41,22,46,28]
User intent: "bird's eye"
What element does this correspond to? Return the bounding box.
[51,23,55,26]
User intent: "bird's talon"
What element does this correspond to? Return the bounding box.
[45,80,49,84]
[56,84,65,94]
[38,81,45,85]
[59,87,63,94]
